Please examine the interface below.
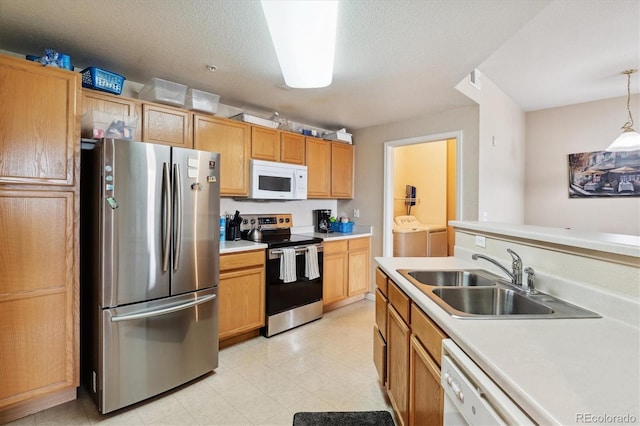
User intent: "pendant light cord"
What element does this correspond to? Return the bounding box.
[622,69,637,131]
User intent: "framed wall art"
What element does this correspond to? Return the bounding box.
[568,150,640,198]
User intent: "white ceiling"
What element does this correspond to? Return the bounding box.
[0,0,638,131]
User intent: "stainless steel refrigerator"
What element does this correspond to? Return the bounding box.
[80,138,220,414]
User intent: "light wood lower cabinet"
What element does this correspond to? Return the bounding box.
[218,250,265,341]
[323,237,371,307]
[376,269,448,426]
[387,304,410,426]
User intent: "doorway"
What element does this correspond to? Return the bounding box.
[382,131,463,257]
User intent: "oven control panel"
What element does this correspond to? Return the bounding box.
[240,213,293,231]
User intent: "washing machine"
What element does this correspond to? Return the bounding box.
[393,215,448,257]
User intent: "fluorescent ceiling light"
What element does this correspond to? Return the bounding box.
[261,0,338,89]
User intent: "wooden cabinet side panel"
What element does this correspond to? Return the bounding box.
[194,116,250,196]
[0,58,79,185]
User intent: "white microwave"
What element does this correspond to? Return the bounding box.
[249,159,308,200]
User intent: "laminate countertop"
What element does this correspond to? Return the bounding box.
[375,256,639,425]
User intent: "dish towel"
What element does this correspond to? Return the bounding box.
[304,245,320,280]
[279,248,297,283]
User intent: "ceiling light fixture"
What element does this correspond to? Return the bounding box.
[605,69,640,152]
[260,0,338,89]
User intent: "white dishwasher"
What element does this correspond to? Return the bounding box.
[441,339,535,426]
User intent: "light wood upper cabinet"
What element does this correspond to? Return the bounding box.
[250,126,280,161]
[142,103,192,148]
[194,115,250,196]
[82,90,142,140]
[331,143,354,199]
[306,138,332,198]
[280,132,305,165]
[0,55,79,186]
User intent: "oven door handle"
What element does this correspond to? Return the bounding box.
[270,246,323,255]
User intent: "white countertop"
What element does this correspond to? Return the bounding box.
[219,240,267,254]
[451,221,640,258]
[375,256,639,425]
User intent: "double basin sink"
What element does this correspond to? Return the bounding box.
[397,269,600,319]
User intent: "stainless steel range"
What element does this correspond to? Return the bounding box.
[240,214,323,337]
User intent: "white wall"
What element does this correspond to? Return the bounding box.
[456,71,526,223]
[525,94,640,235]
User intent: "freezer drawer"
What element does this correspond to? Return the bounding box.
[95,288,218,413]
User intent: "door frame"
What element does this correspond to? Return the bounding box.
[382,131,464,257]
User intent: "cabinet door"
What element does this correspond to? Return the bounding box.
[251,126,280,161]
[387,305,410,426]
[373,325,387,385]
[331,143,354,198]
[323,252,348,305]
[142,103,192,148]
[306,138,331,198]
[218,266,265,340]
[348,238,370,296]
[0,190,77,413]
[194,115,250,196]
[280,132,305,165]
[82,90,142,140]
[0,56,79,186]
[409,335,443,426]
[375,288,388,340]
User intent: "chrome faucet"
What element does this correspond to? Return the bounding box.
[472,249,523,287]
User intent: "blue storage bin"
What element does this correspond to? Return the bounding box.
[331,221,354,233]
[81,67,125,95]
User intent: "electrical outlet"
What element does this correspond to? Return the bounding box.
[475,235,486,248]
[353,209,360,218]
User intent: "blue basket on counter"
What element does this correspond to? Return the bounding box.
[81,67,125,95]
[331,221,354,233]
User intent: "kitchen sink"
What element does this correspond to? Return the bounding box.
[396,268,601,319]
[432,287,553,316]
[398,269,500,287]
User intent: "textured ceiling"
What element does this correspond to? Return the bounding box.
[0,0,638,132]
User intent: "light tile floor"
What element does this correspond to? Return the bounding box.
[9,299,393,425]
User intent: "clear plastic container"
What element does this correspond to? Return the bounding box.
[138,78,187,107]
[81,111,138,140]
[185,88,220,114]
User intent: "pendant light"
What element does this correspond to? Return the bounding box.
[605,69,640,152]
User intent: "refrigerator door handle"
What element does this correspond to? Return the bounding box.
[110,294,216,322]
[162,162,171,272]
[173,163,183,271]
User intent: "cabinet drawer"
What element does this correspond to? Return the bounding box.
[220,250,264,271]
[373,325,387,385]
[389,280,411,324]
[375,288,388,340]
[411,304,447,366]
[323,240,348,255]
[348,237,369,251]
[375,268,389,296]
